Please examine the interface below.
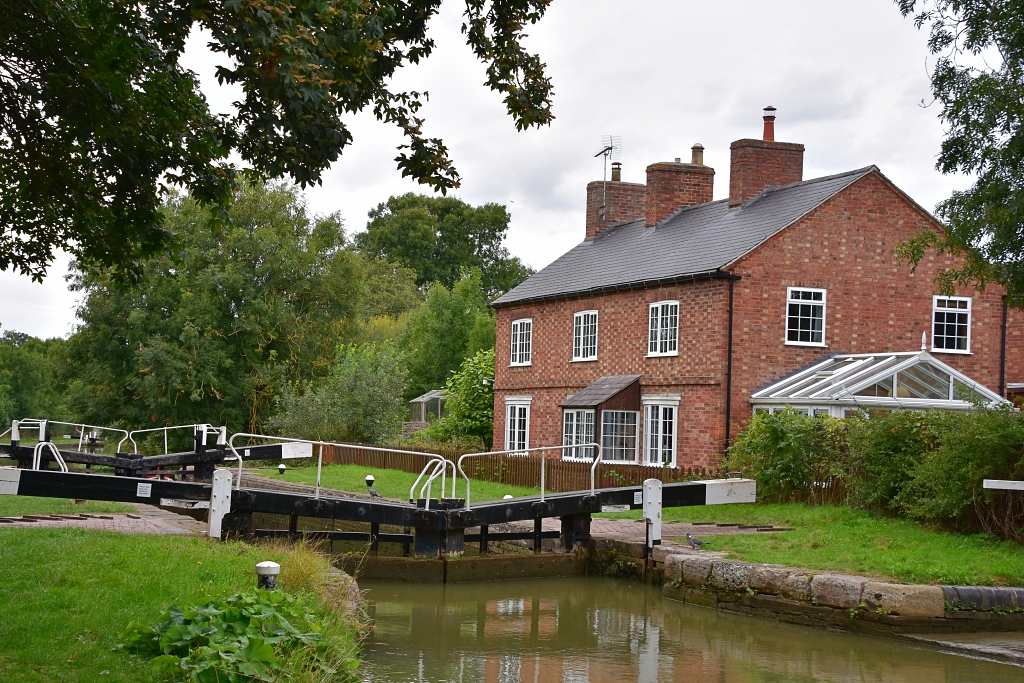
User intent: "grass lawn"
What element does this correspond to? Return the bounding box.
[255,463,543,502]
[0,529,357,682]
[603,503,1024,586]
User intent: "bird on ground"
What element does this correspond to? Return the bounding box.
[367,486,382,499]
[686,533,707,550]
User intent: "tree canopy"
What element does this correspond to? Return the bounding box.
[65,178,420,434]
[1,0,555,282]
[355,193,533,298]
[897,0,1024,304]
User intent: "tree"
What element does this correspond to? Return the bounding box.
[426,348,495,448]
[400,269,493,399]
[64,178,418,433]
[268,342,408,444]
[0,328,70,426]
[2,0,555,282]
[356,193,534,298]
[897,1,1024,304]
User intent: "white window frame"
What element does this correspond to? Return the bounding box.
[642,396,679,467]
[601,410,640,464]
[785,287,827,347]
[647,300,679,357]
[562,408,595,461]
[572,310,599,361]
[510,318,533,366]
[931,295,972,354]
[504,397,531,454]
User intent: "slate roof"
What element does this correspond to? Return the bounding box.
[492,166,877,307]
[560,375,641,408]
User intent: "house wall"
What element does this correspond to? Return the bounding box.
[493,280,730,467]
[725,171,1020,428]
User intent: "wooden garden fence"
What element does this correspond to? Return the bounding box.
[322,443,726,494]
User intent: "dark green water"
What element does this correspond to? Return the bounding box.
[359,577,1021,682]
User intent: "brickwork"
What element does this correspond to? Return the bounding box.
[725,170,1018,429]
[585,180,646,238]
[729,139,804,207]
[645,162,715,226]
[493,280,730,467]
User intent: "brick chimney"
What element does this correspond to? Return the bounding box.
[729,106,804,208]
[586,164,646,238]
[645,144,715,227]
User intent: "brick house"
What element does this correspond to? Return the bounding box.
[491,108,1023,469]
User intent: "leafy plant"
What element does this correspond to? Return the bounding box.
[421,348,495,448]
[122,590,359,682]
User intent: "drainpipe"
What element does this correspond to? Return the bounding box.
[1000,295,1008,397]
[715,272,741,453]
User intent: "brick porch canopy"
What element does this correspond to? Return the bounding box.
[493,167,875,307]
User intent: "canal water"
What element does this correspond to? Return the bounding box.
[359,576,1021,682]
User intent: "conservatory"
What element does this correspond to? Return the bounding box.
[750,350,1008,417]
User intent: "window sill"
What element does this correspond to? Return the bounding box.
[570,357,597,363]
[509,362,532,367]
[930,348,972,355]
[784,341,828,348]
[646,351,679,358]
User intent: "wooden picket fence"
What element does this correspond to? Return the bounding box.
[321,443,725,493]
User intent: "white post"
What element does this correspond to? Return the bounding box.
[315,442,323,500]
[10,420,19,444]
[642,478,662,554]
[540,451,546,502]
[208,468,232,540]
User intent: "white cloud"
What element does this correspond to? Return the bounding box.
[0,0,970,338]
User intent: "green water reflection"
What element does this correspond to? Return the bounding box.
[359,577,1020,682]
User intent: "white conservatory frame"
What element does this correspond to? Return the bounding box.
[750,350,1009,417]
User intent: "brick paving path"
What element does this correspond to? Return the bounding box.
[0,503,206,535]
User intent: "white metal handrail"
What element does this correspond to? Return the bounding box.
[227,433,455,502]
[16,418,130,453]
[128,423,219,455]
[32,441,68,472]
[457,442,602,510]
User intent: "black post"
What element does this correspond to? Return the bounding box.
[479,524,489,554]
[533,517,542,553]
[370,522,380,555]
[288,513,298,542]
[402,526,411,557]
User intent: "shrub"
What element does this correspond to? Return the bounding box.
[420,348,495,449]
[846,409,934,513]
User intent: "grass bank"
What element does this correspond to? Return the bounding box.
[0,529,359,682]
[256,463,542,502]
[602,503,1024,587]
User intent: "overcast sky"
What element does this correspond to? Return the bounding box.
[0,0,969,339]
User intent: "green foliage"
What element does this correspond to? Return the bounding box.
[268,342,408,444]
[65,179,416,435]
[400,270,494,400]
[2,0,555,281]
[0,328,69,425]
[123,589,358,682]
[729,407,1024,540]
[356,193,534,298]
[425,349,495,448]
[896,1,1024,304]
[727,410,852,505]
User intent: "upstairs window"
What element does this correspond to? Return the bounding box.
[648,301,679,356]
[572,311,598,361]
[510,319,532,366]
[932,296,971,353]
[786,287,826,346]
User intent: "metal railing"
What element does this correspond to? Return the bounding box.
[32,441,68,472]
[227,433,454,502]
[127,423,221,455]
[457,443,602,510]
[13,419,130,453]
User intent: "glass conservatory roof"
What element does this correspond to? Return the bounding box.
[750,351,1007,410]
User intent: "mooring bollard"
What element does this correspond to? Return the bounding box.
[255,561,281,589]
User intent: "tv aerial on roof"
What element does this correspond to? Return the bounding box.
[594,136,621,221]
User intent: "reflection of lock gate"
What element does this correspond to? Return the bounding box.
[1,417,755,559]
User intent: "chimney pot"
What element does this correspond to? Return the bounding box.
[611,161,622,182]
[674,157,681,163]
[691,143,704,166]
[762,105,777,142]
